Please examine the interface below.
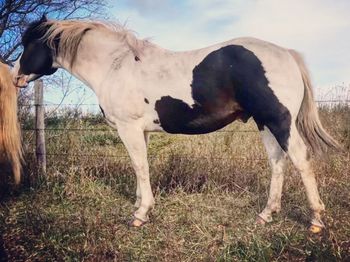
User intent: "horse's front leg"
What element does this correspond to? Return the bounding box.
[117,123,154,227]
[134,132,150,209]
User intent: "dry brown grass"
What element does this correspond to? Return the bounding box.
[0,106,349,261]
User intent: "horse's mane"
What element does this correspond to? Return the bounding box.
[0,62,22,184]
[42,20,148,68]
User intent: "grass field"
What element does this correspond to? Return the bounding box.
[0,105,349,261]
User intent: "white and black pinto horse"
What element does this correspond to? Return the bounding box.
[13,16,339,231]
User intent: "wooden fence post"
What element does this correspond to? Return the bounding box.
[34,80,46,177]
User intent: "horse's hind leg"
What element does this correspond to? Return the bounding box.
[287,125,325,230]
[257,128,287,224]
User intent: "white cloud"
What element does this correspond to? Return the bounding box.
[112,0,350,88]
[225,1,349,47]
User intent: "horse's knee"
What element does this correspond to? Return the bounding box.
[133,162,149,179]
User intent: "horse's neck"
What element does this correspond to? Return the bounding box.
[57,30,134,96]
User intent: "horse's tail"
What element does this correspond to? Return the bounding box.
[289,49,341,154]
[0,62,22,184]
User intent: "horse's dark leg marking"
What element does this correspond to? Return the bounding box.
[254,110,291,152]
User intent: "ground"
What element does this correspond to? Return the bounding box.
[0,106,349,261]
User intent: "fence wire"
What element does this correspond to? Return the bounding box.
[18,99,350,107]
[25,152,268,161]
[21,100,348,161]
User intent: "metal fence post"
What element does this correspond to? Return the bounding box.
[34,80,46,178]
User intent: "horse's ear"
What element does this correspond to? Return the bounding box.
[40,14,48,22]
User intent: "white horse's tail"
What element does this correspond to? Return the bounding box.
[289,49,341,154]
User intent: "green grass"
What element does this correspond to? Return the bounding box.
[0,107,349,261]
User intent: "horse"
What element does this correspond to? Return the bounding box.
[12,15,340,231]
[0,62,22,185]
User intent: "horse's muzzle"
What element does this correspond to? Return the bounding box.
[13,74,29,88]
[13,74,41,88]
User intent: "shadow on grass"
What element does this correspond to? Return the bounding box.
[0,233,7,262]
[286,205,310,228]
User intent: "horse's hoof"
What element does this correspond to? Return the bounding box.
[309,224,323,234]
[128,217,147,227]
[256,216,266,225]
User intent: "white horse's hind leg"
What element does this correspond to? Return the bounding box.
[257,128,287,224]
[117,124,154,226]
[134,132,150,208]
[287,125,325,228]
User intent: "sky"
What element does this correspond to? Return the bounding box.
[45,0,350,108]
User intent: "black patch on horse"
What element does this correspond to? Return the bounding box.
[155,96,243,134]
[20,17,58,76]
[155,45,291,151]
[144,98,149,104]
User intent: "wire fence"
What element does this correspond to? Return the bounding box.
[21,82,349,170]
[25,152,269,161]
[20,102,349,134]
[18,99,350,107]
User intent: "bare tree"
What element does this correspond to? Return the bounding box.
[0,0,108,64]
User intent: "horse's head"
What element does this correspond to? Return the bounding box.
[13,15,57,88]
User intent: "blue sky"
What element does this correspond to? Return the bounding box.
[112,0,349,87]
[45,0,350,108]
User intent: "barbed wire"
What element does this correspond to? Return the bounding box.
[19,103,100,107]
[18,100,350,107]
[21,98,348,162]
[21,128,349,133]
[25,152,268,161]
[21,128,259,133]
[316,100,350,103]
